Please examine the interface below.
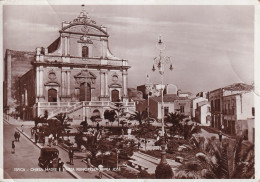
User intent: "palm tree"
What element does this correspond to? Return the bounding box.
[135,122,157,151]
[113,102,127,127]
[230,137,255,178]
[104,110,116,126]
[165,112,186,137]
[54,113,71,138]
[175,136,255,179]
[182,123,201,140]
[129,111,148,126]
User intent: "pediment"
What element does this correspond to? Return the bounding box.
[109,83,122,88]
[74,70,96,79]
[44,81,60,87]
[74,70,96,85]
[63,24,108,36]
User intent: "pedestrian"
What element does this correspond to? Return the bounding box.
[57,158,63,172]
[98,164,103,178]
[35,132,38,143]
[17,132,20,142]
[31,128,34,139]
[97,122,100,131]
[218,131,222,142]
[21,124,23,132]
[85,158,92,173]
[14,132,18,142]
[138,141,141,150]
[42,136,45,146]
[48,137,52,147]
[48,159,53,172]
[69,148,74,165]
[11,140,15,154]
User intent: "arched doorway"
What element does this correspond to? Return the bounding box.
[111,89,119,102]
[48,89,57,102]
[93,109,101,118]
[80,82,91,101]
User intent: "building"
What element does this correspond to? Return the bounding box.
[222,91,254,142]
[4,8,135,122]
[208,83,254,140]
[195,101,211,126]
[3,50,35,114]
[137,83,163,99]
[128,88,144,102]
[137,94,191,120]
[191,97,208,119]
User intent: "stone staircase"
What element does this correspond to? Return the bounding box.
[48,102,83,119]
[47,101,136,119]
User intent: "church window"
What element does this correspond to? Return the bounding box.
[82,46,89,58]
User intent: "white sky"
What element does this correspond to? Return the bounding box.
[3,4,254,94]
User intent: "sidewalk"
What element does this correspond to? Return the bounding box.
[200,125,237,139]
[20,126,112,179]
[3,114,34,126]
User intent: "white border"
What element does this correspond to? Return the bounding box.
[0,0,259,182]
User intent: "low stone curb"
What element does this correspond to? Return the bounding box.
[16,127,82,179]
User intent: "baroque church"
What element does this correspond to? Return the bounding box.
[4,7,135,122]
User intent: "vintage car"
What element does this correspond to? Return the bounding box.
[38,148,59,168]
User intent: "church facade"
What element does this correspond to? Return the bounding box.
[5,8,135,121]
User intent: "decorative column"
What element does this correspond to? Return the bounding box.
[61,70,66,97]
[122,70,128,101]
[67,70,71,96]
[67,36,70,56]
[39,66,43,97]
[65,36,68,56]
[105,71,108,96]
[61,35,64,56]
[100,70,105,96]
[36,67,40,97]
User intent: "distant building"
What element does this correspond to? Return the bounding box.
[136,95,191,120]
[128,88,144,102]
[137,83,191,99]
[166,84,178,95]
[137,83,164,99]
[191,97,208,119]
[195,101,211,126]
[3,50,35,114]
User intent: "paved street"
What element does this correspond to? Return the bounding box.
[3,121,72,179]
[3,116,111,179]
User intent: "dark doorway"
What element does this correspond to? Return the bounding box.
[111,89,119,102]
[80,82,91,101]
[48,89,57,102]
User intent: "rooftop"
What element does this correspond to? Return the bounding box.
[223,83,253,91]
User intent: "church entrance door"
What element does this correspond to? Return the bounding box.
[111,89,119,102]
[48,89,57,102]
[80,82,91,101]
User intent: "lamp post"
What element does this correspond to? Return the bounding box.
[152,35,173,164]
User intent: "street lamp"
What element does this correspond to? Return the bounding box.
[152,35,173,165]
[115,148,120,169]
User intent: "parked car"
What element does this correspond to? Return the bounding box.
[38,148,59,169]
